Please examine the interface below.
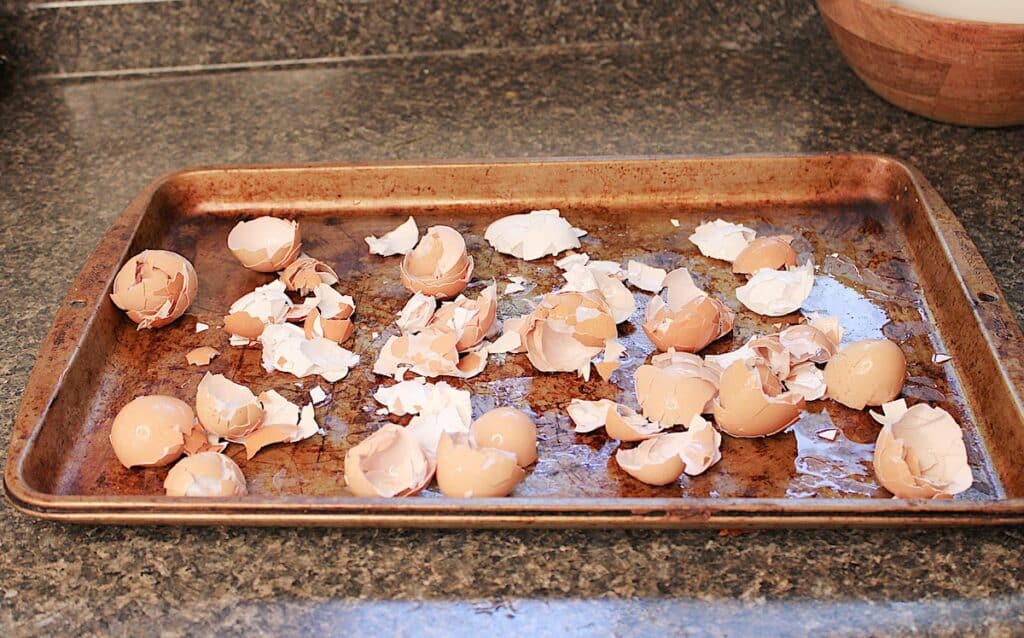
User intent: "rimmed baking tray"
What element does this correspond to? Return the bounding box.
[5,155,1024,527]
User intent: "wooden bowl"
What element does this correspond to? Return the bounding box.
[817,0,1024,127]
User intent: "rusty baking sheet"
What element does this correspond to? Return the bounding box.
[5,155,1024,528]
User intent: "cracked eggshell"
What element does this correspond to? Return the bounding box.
[279,255,339,295]
[470,407,538,466]
[436,433,526,498]
[634,350,720,426]
[747,334,792,379]
[616,415,723,485]
[242,393,320,459]
[224,279,293,341]
[344,424,435,497]
[713,360,805,438]
[779,317,842,365]
[164,451,247,497]
[484,209,585,260]
[396,292,437,333]
[400,225,474,300]
[430,283,497,351]
[186,346,220,366]
[228,217,302,272]
[365,216,419,256]
[626,260,668,293]
[195,373,264,439]
[824,339,906,409]
[520,291,616,378]
[688,219,755,261]
[109,395,194,468]
[735,262,815,317]
[302,284,356,344]
[373,325,486,380]
[110,250,197,329]
[784,361,827,401]
[642,268,734,353]
[732,236,797,275]
[259,323,360,382]
[872,401,972,499]
[566,399,665,442]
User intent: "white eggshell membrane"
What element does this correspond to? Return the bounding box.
[484,209,586,260]
[625,260,668,293]
[365,216,419,256]
[688,219,755,261]
[259,323,360,382]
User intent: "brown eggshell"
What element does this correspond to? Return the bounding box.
[344,424,435,497]
[109,250,197,329]
[223,311,267,340]
[519,291,616,376]
[185,346,220,366]
[634,351,718,426]
[436,433,526,498]
[732,236,797,275]
[109,395,194,468]
[872,403,972,499]
[824,339,906,409]
[470,407,538,466]
[303,308,354,344]
[163,451,247,497]
[227,217,302,272]
[279,255,339,294]
[195,373,265,439]
[615,435,686,486]
[400,226,474,300]
[430,284,498,351]
[642,294,735,353]
[779,322,839,365]
[712,360,805,437]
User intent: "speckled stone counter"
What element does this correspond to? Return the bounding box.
[1,11,1023,638]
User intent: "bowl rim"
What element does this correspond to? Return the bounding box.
[843,0,1024,29]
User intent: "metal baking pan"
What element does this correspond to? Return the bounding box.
[5,155,1024,528]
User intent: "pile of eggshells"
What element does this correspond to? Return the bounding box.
[106,209,973,501]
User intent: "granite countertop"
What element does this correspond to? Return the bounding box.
[2,6,1024,636]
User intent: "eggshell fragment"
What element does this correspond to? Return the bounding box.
[732,236,797,275]
[398,381,473,454]
[242,392,320,459]
[228,217,301,272]
[195,373,265,439]
[186,346,220,366]
[344,424,435,497]
[625,260,668,293]
[302,284,356,344]
[195,322,209,333]
[735,262,815,316]
[634,350,720,426]
[372,377,432,416]
[110,250,198,329]
[688,219,755,261]
[164,451,247,497]
[471,407,538,466]
[259,323,360,382]
[824,339,906,409]
[484,209,585,260]
[365,216,419,256]
[642,268,734,353]
[566,399,666,442]
[396,292,437,333]
[373,325,487,380]
[109,395,194,468]
[400,226,474,300]
[615,416,722,485]
[560,261,636,323]
[712,360,805,438]
[746,334,792,379]
[436,433,526,498]
[224,279,293,343]
[519,291,617,380]
[778,316,842,365]
[279,255,339,295]
[871,400,972,499]
[429,283,498,351]
[784,361,827,401]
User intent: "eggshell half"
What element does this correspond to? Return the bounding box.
[279,255,339,294]
[400,225,474,300]
[824,339,906,409]
[228,217,302,272]
[195,373,264,439]
[344,424,435,497]
[712,360,805,437]
[163,451,247,497]
[109,395,194,468]
[436,433,526,498]
[471,407,538,466]
[642,269,734,353]
[109,250,197,329]
[634,350,719,426]
[732,236,797,275]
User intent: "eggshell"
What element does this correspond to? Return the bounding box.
[344,424,435,497]
[747,334,792,379]
[634,350,719,426]
[484,209,585,260]
[400,225,474,300]
[163,451,247,497]
[688,219,755,261]
[784,361,827,401]
[403,382,473,453]
[732,236,797,275]
[279,255,339,294]
[259,323,360,382]
[195,373,264,439]
[871,401,972,499]
[365,216,419,256]
[302,284,356,344]
[519,291,617,379]
[824,339,906,409]
[109,395,194,468]
[242,393,319,459]
[625,260,668,292]
[227,217,301,272]
[373,324,487,380]
[471,407,538,466]
[559,261,635,324]
[615,416,723,485]
[396,292,438,333]
[436,433,526,498]
[185,346,220,366]
[566,399,666,441]
[224,279,293,342]
[712,360,805,437]
[735,262,815,316]
[642,268,734,353]
[429,283,498,351]
[778,318,841,365]
[109,250,197,329]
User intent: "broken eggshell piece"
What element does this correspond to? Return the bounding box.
[566,399,666,442]
[519,291,617,380]
[227,217,302,272]
[732,236,797,275]
[400,225,474,300]
[242,391,320,459]
[429,283,498,351]
[110,250,197,329]
[625,260,668,293]
[470,407,538,466]
[824,338,906,410]
[195,373,265,439]
[259,323,360,382]
[373,325,487,380]
[223,279,293,343]
[365,216,419,257]
[396,292,437,334]
[614,416,722,486]
[484,209,585,260]
[712,360,805,438]
[634,350,720,426]
[735,262,815,317]
[302,283,356,344]
[642,268,734,353]
[186,346,220,366]
[109,395,195,468]
[688,219,755,261]
[871,400,972,499]
[778,316,842,365]
[344,424,435,498]
[279,255,339,295]
[164,451,248,497]
[435,432,526,498]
